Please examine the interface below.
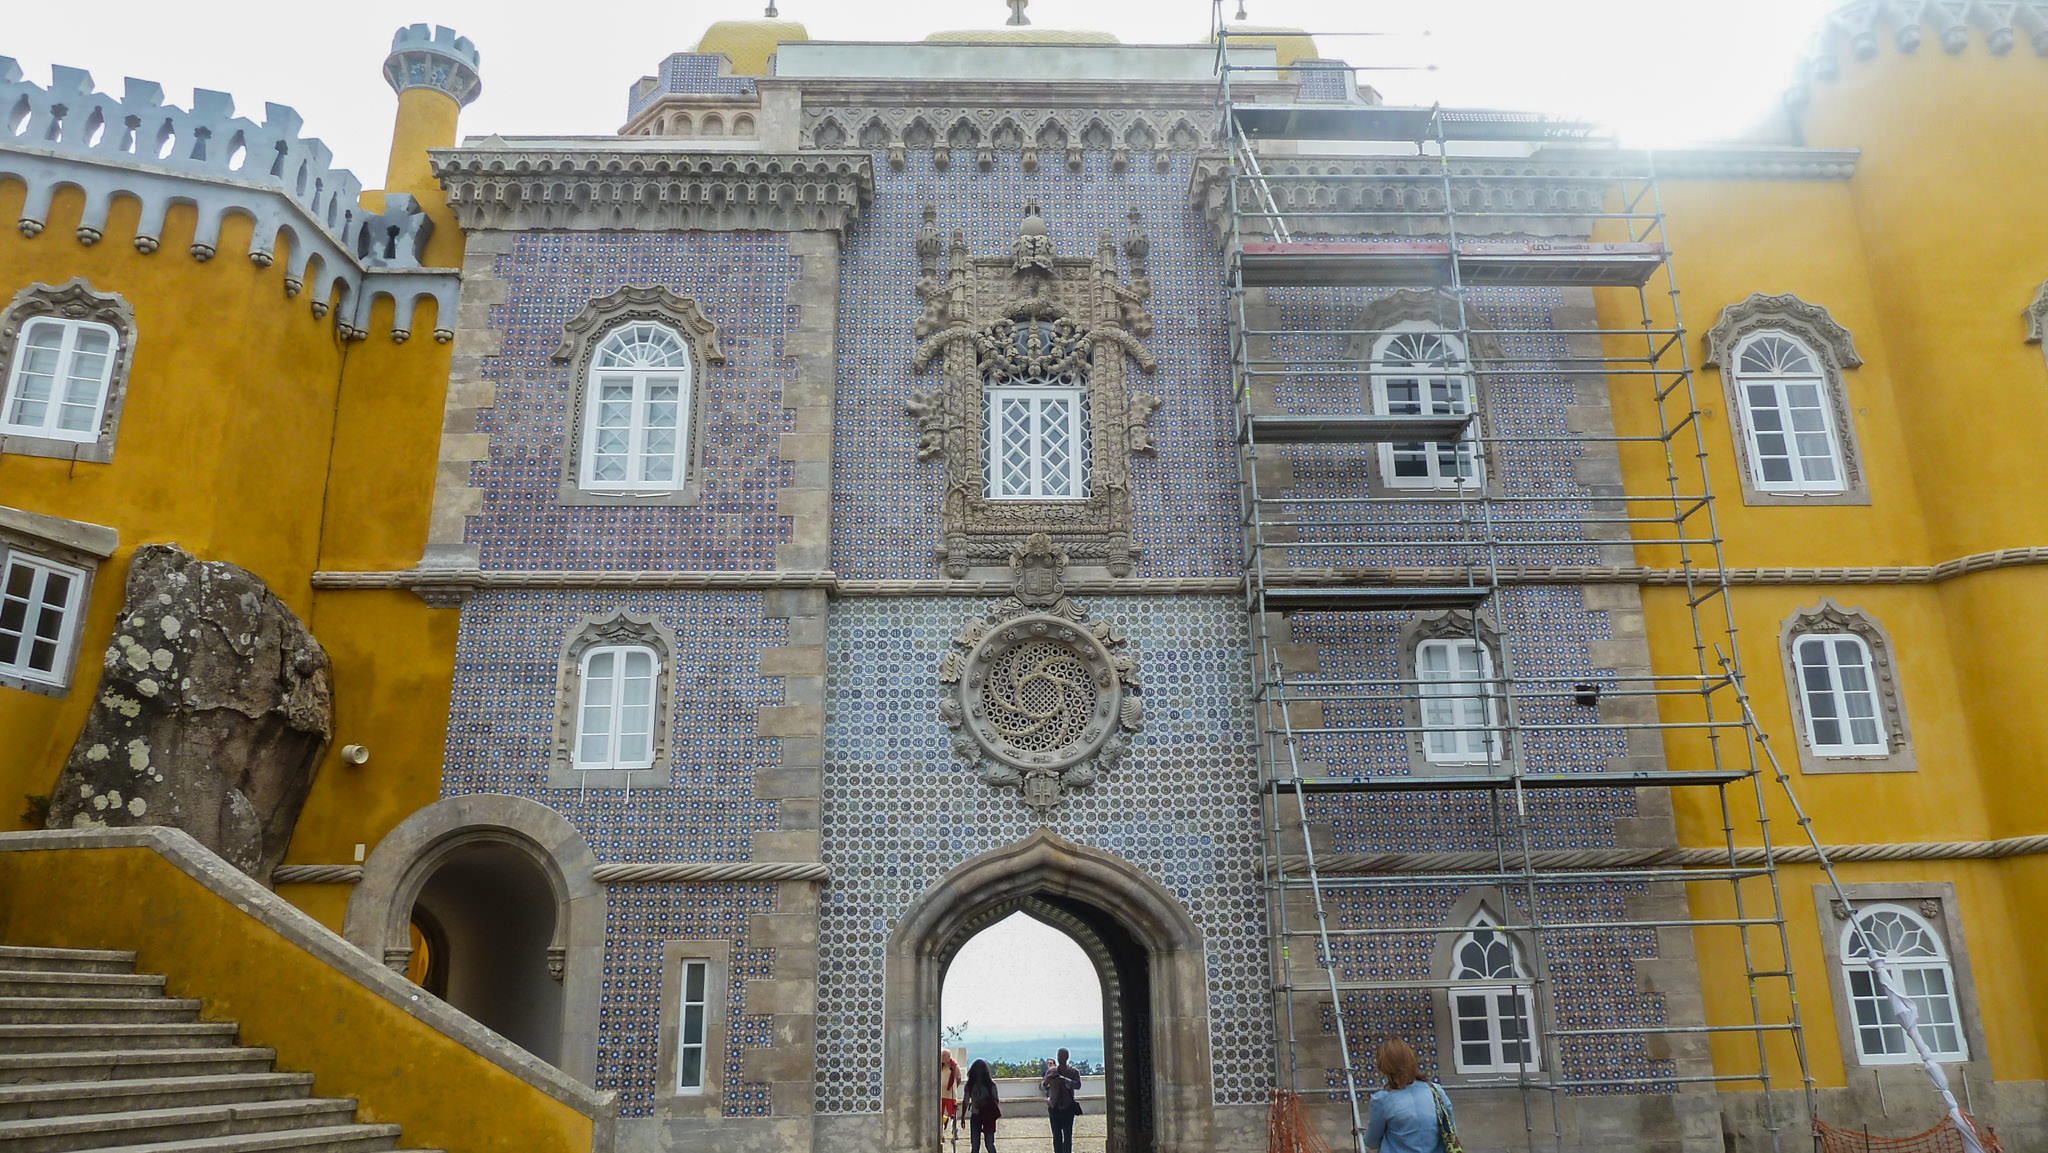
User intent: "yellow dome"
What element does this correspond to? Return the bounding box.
[694,18,810,76]
[1211,24,1319,69]
[925,28,1120,45]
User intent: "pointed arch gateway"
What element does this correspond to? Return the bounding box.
[883,831,1215,1153]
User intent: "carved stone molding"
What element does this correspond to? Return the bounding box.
[2028,281,2048,365]
[0,278,138,464]
[430,149,873,235]
[1778,598,1916,775]
[938,536,1143,814]
[1702,292,1863,371]
[1189,155,1619,242]
[1793,0,2048,98]
[907,204,1159,576]
[550,611,678,788]
[805,106,1210,172]
[551,284,727,366]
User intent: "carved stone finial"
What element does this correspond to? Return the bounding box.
[1011,533,1069,607]
[2027,280,2048,345]
[1012,203,1057,284]
[1007,0,1030,26]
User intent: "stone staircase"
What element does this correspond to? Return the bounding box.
[0,944,441,1152]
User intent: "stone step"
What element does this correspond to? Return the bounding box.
[0,998,202,1026]
[0,1047,276,1086]
[81,1123,408,1153]
[0,1096,360,1152]
[0,1023,240,1055]
[0,948,137,976]
[0,1072,315,1121]
[0,971,167,999]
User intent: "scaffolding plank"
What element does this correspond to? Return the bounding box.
[1262,769,1749,794]
[1243,413,1474,444]
[1260,586,1487,614]
[1231,104,1599,143]
[1237,241,1666,288]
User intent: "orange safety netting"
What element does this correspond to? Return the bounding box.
[1268,1089,1333,1153]
[1815,1115,2004,1153]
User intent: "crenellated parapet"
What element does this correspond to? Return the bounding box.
[383,24,483,107]
[1790,0,2048,104]
[0,59,458,341]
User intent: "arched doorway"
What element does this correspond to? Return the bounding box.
[407,841,564,1063]
[344,794,604,1084]
[885,831,1215,1153]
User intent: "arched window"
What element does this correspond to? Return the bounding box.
[982,319,1090,501]
[1417,637,1498,765]
[1841,905,1967,1063]
[579,322,693,493]
[574,644,660,770]
[1729,331,1845,494]
[1371,325,1479,489]
[1791,632,1886,756]
[1449,915,1538,1074]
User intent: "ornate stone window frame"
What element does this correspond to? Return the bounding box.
[0,505,116,697]
[1340,290,1505,498]
[0,279,138,464]
[1703,293,1868,507]
[1427,887,1548,1086]
[1399,612,1507,774]
[908,205,1160,578]
[550,285,726,508]
[549,610,677,789]
[653,939,731,1117]
[1812,883,1986,1075]
[1779,598,1915,775]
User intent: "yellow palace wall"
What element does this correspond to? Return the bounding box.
[1607,20,2048,1107]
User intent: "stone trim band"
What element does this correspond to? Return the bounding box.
[278,861,830,884]
[1291,833,2048,875]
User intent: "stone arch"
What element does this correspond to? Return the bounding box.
[883,830,1213,1153]
[345,793,603,1084]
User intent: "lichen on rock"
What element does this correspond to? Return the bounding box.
[46,544,332,883]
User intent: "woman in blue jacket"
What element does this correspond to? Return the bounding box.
[1364,1039,1454,1153]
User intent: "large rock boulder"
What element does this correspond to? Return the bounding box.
[47,544,332,882]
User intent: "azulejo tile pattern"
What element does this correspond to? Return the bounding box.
[471,233,797,571]
[830,151,1240,580]
[816,596,1270,1113]
[441,590,785,862]
[599,882,777,1117]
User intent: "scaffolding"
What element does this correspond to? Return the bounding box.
[1213,12,1817,1153]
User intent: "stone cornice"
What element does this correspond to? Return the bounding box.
[314,545,2048,600]
[766,75,1290,109]
[429,148,872,235]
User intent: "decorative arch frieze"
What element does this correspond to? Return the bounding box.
[1702,292,1868,506]
[906,203,1161,577]
[807,106,1211,172]
[0,278,137,463]
[549,285,725,507]
[1779,598,1916,775]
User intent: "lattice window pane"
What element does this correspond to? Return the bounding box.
[0,556,81,682]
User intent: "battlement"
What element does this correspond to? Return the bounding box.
[0,59,457,342]
[384,23,483,106]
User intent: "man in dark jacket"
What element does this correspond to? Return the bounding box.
[1040,1048,1083,1153]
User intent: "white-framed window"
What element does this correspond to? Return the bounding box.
[1450,915,1539,1075]
[2,317,119,444]
[0,552,86,687]
[676,959,710,1093]
[1418,638,1497,765]
[573,644,659,770]
[1841,905,1968,1064]
[579,322,693,493]
[1793,632,1887,756]
[984,383,1088,500]
[1371,326,1480,489]
[1731,332,1845,494]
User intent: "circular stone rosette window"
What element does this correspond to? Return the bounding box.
[961,615,1121,772]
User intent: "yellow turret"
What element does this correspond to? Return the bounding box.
[380,24,481,269]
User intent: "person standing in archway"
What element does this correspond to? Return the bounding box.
[1041,1047,1084,1153]
[1365,1039,1456,1153]
[939,1048,964,1143]
[964,1058,1002,1153]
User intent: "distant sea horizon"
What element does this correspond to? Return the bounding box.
[952,1034,1105,1067]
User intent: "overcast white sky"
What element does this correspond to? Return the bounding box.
[942,912,1103,1042]
[5,0,1840,185]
